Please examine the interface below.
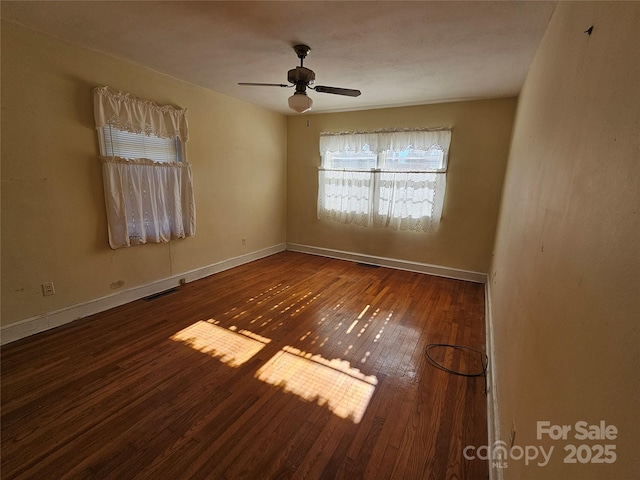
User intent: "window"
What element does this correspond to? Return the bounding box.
[94,86,195,249]
[318,129,451,232]
[99,125,183,163]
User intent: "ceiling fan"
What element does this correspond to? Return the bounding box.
[238,44,361,113]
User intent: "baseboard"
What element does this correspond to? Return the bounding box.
[2,242,485,346]
[286,243,487,283]
[485,280,503,480]
[0,243,286,346]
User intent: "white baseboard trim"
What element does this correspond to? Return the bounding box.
[2,243,485,346]
[286,243,487,283]
[0,243,286,346]
[485,280,503,480]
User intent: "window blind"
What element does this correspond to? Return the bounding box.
[103,125,178,163]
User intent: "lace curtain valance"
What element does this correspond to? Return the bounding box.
[94,86,189,141]
[319,128,451,155]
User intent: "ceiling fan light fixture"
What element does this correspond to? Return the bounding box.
[238,44,360,112]
[288,92,313,113]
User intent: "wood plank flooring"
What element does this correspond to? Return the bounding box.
[1,251,489,479]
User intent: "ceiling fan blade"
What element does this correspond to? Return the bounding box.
[313,85,361,97]
[238,82,292,88]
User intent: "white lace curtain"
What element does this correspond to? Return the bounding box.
[94,86,189,141]
[319,129,451,161]
[319,170,374,226]
[94,87,195,249]
[317,129,450,232]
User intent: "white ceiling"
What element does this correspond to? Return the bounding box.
[1,1,557,115]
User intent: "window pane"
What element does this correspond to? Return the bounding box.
[103,126,178,163]
[323,144,377,170]
[382,146,444,172]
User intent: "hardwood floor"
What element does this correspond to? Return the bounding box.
[1,251,489,479]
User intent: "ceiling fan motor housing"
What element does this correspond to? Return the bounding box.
[288,66,315,86]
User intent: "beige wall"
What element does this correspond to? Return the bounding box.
[1,22,287,327]
[287,99,516,274]
[490,2,639,478]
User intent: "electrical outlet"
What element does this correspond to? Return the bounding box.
[242,237,246,246]
[42,282,55,296]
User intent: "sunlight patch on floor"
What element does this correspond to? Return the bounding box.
[171,320,270,367]
[255,346,378,423]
